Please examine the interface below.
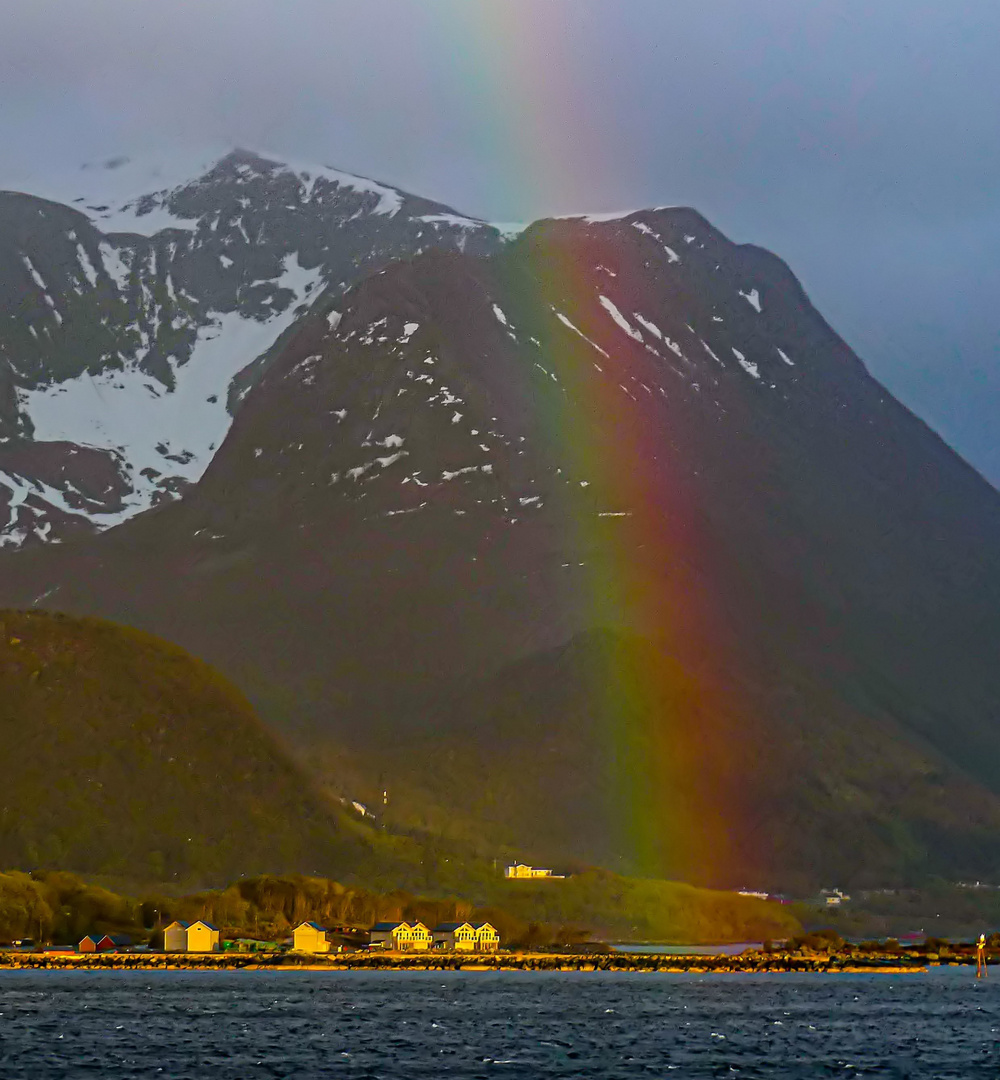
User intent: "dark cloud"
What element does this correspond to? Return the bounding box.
[3,0,998,482]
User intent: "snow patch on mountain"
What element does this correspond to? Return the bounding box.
[75,243,99,287]
[632,221,681,263]
[739,288,762,313]
[97,241,132,290]
[21,254,323,525]
[732,348,760,380]
[491,222,530,239]
[0,467,131,547]
[633,313,664,340]
[599,296,644,342]
[418,213,483,229]
[554,311,610,359]
[555,210,645,224]
[270,154,404,216]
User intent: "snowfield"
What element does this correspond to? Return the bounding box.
[21,254,323,521]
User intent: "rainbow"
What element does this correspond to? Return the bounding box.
[454,219,756,889]
[419,8,757,888]
[442,4,623,219]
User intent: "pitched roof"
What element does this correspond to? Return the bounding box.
[433,922,473,932]
[297,921,326,931]
[101,934,132,946]
[189,920,220,931]
[371,921,406,932]
[164,920,191,930]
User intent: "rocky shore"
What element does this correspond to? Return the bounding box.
[0,949,948,973]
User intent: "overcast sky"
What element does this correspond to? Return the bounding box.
[3,0,998,484]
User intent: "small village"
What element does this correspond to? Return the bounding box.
[35,917,503,957]
[0,864,864,962]
[1,862,573,958]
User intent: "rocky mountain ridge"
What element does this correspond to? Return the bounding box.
[0,149,503,545]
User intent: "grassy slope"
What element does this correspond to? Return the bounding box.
[0,609,394,884]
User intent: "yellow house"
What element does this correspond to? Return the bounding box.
[504,864,564,880]
[475,922,500,952]
[163,920,220,952]
[293,922,331,954]
[369,921,432,951]
[187,921,221,952]
[432,922,478,951]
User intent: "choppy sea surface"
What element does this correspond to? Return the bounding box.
[1,968,998,1078]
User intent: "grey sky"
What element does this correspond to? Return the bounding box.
[3,0,998,484]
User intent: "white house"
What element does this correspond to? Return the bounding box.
[820,889,851,906]
[504,864,564,880]
[475,922,500,952]
[432,922,478,951]
[369,921,432,951]
[431,921,501,952]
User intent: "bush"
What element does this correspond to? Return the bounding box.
[0,872,53,942]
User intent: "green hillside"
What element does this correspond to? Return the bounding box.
[0,609,388,884]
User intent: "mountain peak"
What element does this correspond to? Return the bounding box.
[0,147,506,547]
[3,146,418,235]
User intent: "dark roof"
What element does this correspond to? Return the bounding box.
[371,922,405,932]
[433,922,471,932]
[101,934,132,946]
[166,921,192,929]
[78,934,101,944]
[298,921,326,931]
[191,921,220,931]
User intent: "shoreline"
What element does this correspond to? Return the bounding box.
[0,950,942,974]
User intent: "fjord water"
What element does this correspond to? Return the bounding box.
[1,970,998,1077]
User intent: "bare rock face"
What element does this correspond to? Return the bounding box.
[3,202,1000,890]
[0,150,503,545]
[0,440,135,545]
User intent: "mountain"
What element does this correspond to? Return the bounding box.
[0,607,406,884]
[0,149,502,545]
[1,158,999,892]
